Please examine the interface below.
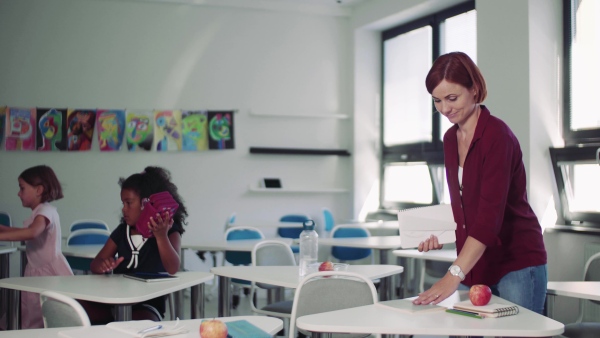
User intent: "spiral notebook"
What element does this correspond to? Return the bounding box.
[452,300,520,318]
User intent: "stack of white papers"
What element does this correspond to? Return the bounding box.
[398,204,456,248]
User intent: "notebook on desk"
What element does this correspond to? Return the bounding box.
[398,204,456,248]
[123,272,179,282]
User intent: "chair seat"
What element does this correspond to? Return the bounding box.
[563,322,600,338]
[262,300,293,314]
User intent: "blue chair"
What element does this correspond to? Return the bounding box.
[69,219,109,233]
[322,208,335,237]
[277,214,310,254]
[0,212,13,247]
[330,225,373,263]
[66,229,110,272]
[224,226,264,309]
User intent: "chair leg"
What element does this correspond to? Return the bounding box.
[167,293,175,320]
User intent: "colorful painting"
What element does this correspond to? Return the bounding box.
[36,108,67,151]
[0,106,5,150]
[5,107,36,151]
[96,109,125,151]
[125,110,154,152]
[208,111,234,150]
[67,109,96,151]
[154,110,182,151]
[181,110,208,151]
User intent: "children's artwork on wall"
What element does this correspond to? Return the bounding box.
[36,108,67,151]
[67,109,96,151]
[208,111,235,150]
[96,109,125,151]
[125,110,154,152]
[5,107,36,151]
[154,110,182,152]
[0,106,6,150]
[181,110,208,151]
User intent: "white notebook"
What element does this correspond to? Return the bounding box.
[376,299,447,314]
[398,204,456,248]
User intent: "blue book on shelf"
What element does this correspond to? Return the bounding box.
[225,319,271,338]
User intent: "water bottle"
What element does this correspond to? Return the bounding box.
[299,219,319,277]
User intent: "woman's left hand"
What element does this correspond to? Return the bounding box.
[148,210,174,237]
[412,273,461,305]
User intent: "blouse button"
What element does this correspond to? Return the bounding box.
[463,224,466,229]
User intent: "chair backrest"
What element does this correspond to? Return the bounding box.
[251,240,297,312]
[67,229,110,245]
[289,271,378,338]
[40,291,91,328]
[278,214,309,239]
[579,252,600,322]
[69,219,109,232]
[224,212,237,233]
[0,212,11,227]
[224,226,264,265]
[322,208,335,235]
[330,225,372,261]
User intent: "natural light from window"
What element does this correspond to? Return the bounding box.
[383,164,433,204]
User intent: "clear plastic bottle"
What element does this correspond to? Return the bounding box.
[299,219,319,277]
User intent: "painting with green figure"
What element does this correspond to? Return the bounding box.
[181,110,208,151]
[125,110,154,152]
[97,109,125,151]
[208,111,235,150]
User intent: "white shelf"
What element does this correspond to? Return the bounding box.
[249,112,350,119]
[248,186,349,194]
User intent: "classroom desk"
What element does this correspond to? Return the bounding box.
[317,236,402,300]
[295,291,564,337]
[392,249,457,298]
[546,281,600,318]
[0,316,283,338]
[336,220,400,236]
[211,264,403,317]
[0,271,213,330]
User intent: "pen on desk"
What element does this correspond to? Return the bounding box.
[445,309,483,319]
[138,324,163,334]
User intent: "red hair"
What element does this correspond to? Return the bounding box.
[425,52,487,103]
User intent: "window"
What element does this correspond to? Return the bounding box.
[380,2,476,210]
[549,0,600,227]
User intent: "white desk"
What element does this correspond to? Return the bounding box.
[211,264,404,317]
[336,220,400,236]
[0,271,213,330]
[296,291,564,337]
[181,238,292,253]
[318,236,402,300]
[546,281,600,318]
[392,249,457,298]
[0,316,283,338]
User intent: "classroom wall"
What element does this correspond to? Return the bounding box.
[0,0,354,272]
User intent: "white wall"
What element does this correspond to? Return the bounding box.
[0,0,354,249]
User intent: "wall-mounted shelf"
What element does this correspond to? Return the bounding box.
[250,147,351,156]
[249,112,350,119]
[249,187,349,194]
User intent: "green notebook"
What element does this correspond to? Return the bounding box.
[224,319,271,338]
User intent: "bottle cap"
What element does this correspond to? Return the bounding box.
[303,220,315,231]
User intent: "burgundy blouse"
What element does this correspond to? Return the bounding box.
[443,106,546,286]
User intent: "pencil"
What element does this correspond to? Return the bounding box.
[445,309,484,319]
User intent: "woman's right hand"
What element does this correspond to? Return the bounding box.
[418,234,444,252]
[97,256,125,273]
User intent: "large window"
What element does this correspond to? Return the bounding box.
[380,2,476,210]
[550,0,600,227]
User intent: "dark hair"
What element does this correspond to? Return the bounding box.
[119,166,187,233]
[19,165,64,202]
[425,52,487,103]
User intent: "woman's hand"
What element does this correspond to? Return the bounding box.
[418,234,444,252]
[412,273,461,305]
[148,210,174,238]
[97,256,125,273]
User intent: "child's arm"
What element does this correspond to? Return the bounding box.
[0,215,47,241]
[149,211,181,275]
[90,238,125,274]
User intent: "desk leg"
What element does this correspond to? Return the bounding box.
[546,294,555,318]
[191,284,204,319]
[218,276,231,317]
[114,305,132,321]
[174,290,184,319]
[6,289,19,330]
[378,249,394,301]
[20,250,27,277]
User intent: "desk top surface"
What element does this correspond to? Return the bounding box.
[547,281,600,301]
[181,238,293,251]
[0,316,283,338]
[211,264,403,288]
[0,245,17,255]
[392,249,457,262]
[317,236,402,249]
[0,271,213,304]
[296,291,564,337]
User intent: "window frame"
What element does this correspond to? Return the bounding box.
[379,1,475,210]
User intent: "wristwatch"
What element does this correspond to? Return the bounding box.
[448,264,465,281]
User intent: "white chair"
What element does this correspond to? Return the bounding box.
[40,291,91,328]
[250,240,296,334]
[69,219,110,233]
[563,252,600,338]
[289,271,379,338]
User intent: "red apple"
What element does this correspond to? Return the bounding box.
[469,284,492,306]
[199,319,228,338]
[319,261,334,271]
